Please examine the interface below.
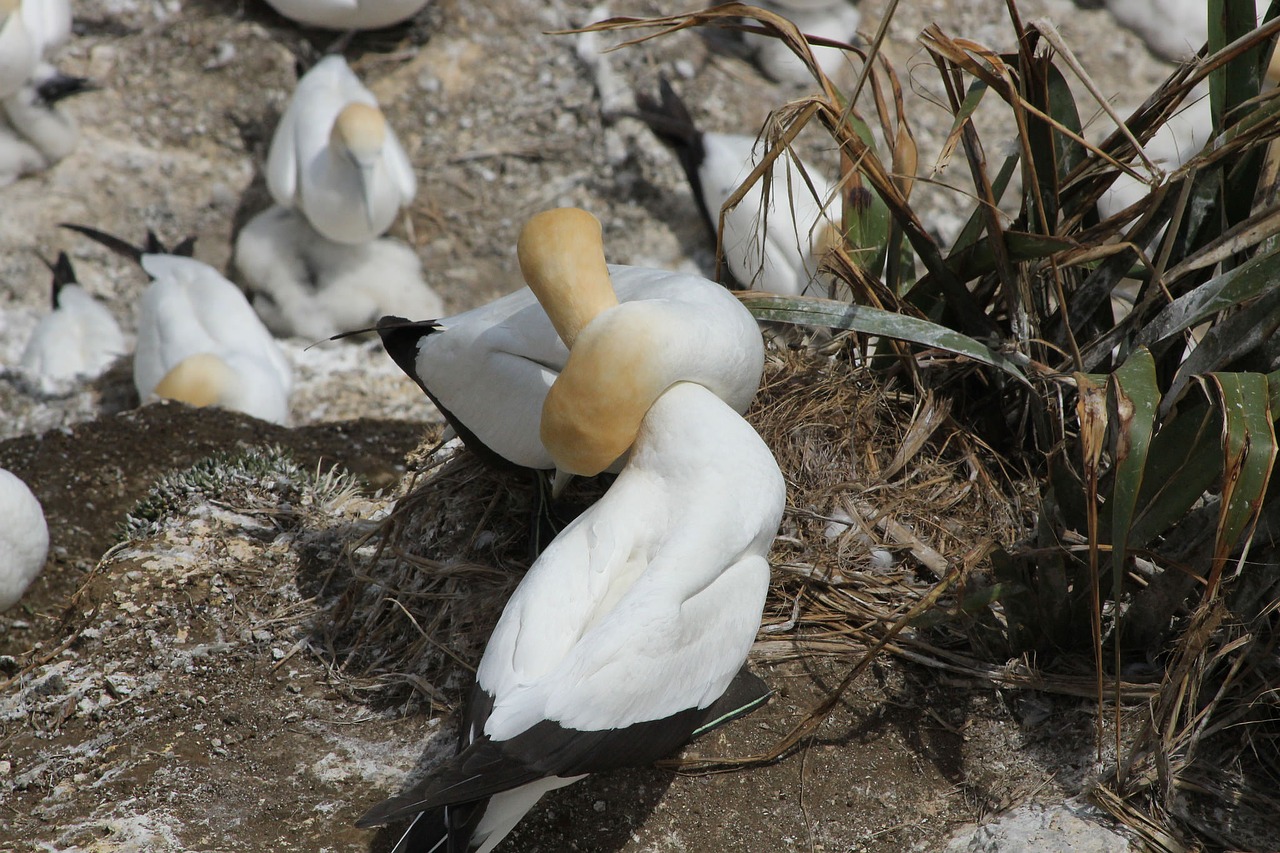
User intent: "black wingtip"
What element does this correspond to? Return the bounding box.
[60,223,144,265]
[36,73,94,105]
[375,315,444,380]
[61,224,198,264]
[42,251,77,307]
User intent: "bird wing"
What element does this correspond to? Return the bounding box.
[265,96,300,206]
[382,125,418,203]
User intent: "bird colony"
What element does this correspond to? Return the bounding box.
[0,0,1229,850]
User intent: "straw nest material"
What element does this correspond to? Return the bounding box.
[316,340,1027,713]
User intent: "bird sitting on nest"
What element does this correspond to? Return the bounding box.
[356,207,786,853]
[65,225,295,425]
[19,251,125,389]
[262,0,432,31]
[372,208,766,472]
[0,467,49,613]
[635,78,843,298]
[235,54,440,339]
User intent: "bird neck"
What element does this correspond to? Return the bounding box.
[518,208,618,347]
[152,353,236,409]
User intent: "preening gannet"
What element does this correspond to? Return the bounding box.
[234,195,442,341]
[0,467,49,613]
[376,208,765,470]
[745,0,860,85]
[262,0,432,31]
[64,226,294,425]
[636,79,842,297]
[357,209,786,853]
[19,251,126,385]
[267,55,416,245]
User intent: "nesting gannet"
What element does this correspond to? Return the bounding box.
[636,79,842,297]
[19,251,125,385]
[357,209,786,853]
[262,0,432,31]
[376,208,765,470]
[746,0,860,85]
[0,467,49,613]
[267,55,416,245]
[0,65,92,185]
[64,226,294,425]
[234,192,442,341]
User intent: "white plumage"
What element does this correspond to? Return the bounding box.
[358,208,784,853]
[0,1,38,100]
[262,0,431,31]
[377,209,765,470]
[20,252,125,386]
[18,0,71,58]
[131,252,294,425]
[266,55,416,245]
[0,64,91,186]
[1105,0,1272,62]
[637,80,842,297]
[234,197,442,340]
[746,0,860,85]
[0,467,49,613]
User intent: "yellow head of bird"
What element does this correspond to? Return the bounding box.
[152,353,235,409]
[333,102,387,163]
[518,208,619,348]
[540,303,670,478]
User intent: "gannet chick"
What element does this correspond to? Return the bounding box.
[0,0,38,100]
[267,55,416,245]
[64,226,294,425]
[0,467,49,613]
[262,0,432,31]
[234,201,442,341]
[375,208,765,471]
[0,64,92,185]
[636,79,842,297]
[746,0,860,84]
[357,211,785,853]
[19,251,125,387]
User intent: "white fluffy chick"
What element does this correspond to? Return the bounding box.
[234,204,443,340]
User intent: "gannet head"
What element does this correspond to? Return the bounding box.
[540,302,670,479]
[333,102,387,229]
[0,0,19,19]
[518,208,620,348]
[152,352,237,409]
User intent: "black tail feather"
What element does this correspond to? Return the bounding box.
[35,73,94,105]
[42,251,77,307]
[61,224,198,264]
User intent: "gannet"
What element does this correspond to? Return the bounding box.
[376,208,765,470]
[0,64,92,185]
[745,0,860,84]
[18,0,72,58]
[64,226,294,425]
[19,251,126,386]
[266,55,416,245]
[636,79,842,297]
[357,209,786,853]
[0,467,49,613]
[262,0,432,31]
[0,0,38,100]
[234,196,442,341]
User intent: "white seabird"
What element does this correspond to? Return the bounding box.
[266,55,416,245]
[19,251,126,387]
[375,208,766,470]
[745,0,860,85]
[0,467,49,613]
[636,78,842,297]
[64,226,294,425]
[357,207,786,853]
[0,65,92,186]
[262,0,432,31]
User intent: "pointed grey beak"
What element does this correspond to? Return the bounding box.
[551,469,574,499]
[359,163,377,232]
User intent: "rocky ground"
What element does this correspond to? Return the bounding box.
[0,0,1198,850]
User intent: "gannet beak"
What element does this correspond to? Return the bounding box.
[359,163,377,231]
[551,468,574,499]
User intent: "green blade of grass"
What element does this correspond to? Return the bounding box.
[1135,244,1280,348]
[1108,348,1160,570]
[740,293,1030,385]
[1205,372,1278,598]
